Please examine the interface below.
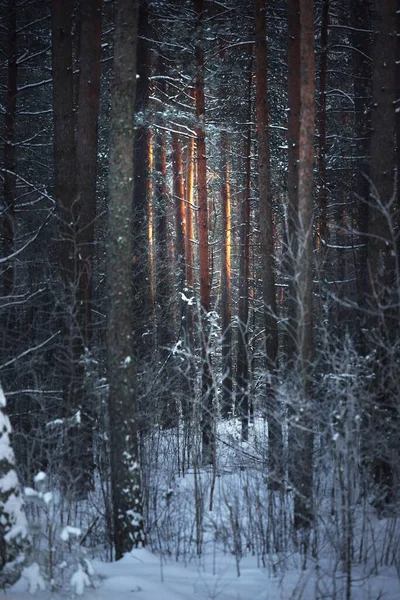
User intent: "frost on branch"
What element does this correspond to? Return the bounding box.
[0,383,31,589]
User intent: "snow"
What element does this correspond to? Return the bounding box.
[21,564,46,595]
[4,545,400,600]
[33,472,46,484]
[0,469,19,493]
[70,565,91,596]
[1,411,399,599]
[0,383,6,407]
[60,525,82,542]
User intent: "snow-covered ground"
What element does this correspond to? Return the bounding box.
[4,545,400,600]
[2,415,400,599]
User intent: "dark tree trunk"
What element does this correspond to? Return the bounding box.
[172,133,186,298]
[255,0,283,489]
[220,130,233,419]
[185,135,196,346]
[152,57,175,430]
[154,125,175,429]
[74,0,103,495]
[236,62,252,440]
[351,0,371,345]
[286,0,301,366]
[366,0,397,508]
[195,0,215,466]
[397,0,400,244]
[51,0,86,496]
[1,0,17,298]
[132,0,152,361]
[106,0,145,558]
[76,0,102,348]
[317,0,329,260]
[171,132,188,424]
[293,0,315,531]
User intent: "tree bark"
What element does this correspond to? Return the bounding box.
[76,0,102,348]
[255,0,282,489]
[293,0,315,530]
[1,0,17,298]
[51,0,86,496]
[286,0,301,366]
[317,0,329,259]
[366,0,397,508]
[220,129,233,419]
[351,0,371,346]
[195,0,215,466]
[171,132,188,424]
[107,0,145,558]
[132,0,151,360]
[74,0,103,495]
[236,62,252,440]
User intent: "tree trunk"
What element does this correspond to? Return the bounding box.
[397,0,400,253]
[51,0,86,496]
[74,0,103,495]
[172,133,186,299]
[286,0,301,366]
[255,0,282,489]
[220,129,233,419]
[171,132,188,424]
[1,0,17,298]
[195,0,215,466]
[132,0,151,360]
[154,125,175,430]
[236,62,252,440]
[76,0,102,348]
[366,0,397,509]
[317,0,329,261]
[185,135,196,352]
[293,0,315,531]
[351,0,371,347]
[107,0,145,558]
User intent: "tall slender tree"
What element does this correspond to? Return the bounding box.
[236,53,252,441]
[255,0,282,487]
[220,129,233,418]
[74,0,103,494]
[286,0,301,366]
[76,0,102,348]
[106,0,145,558]
[351,0,371,346]
[195,0,215,466]
[317,0,329,259]
[51,0,84,494]
[132,0,152,362]
[292,0,316,531]
[366,0,398,507]
[1,0,17,299]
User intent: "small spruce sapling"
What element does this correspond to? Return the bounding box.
[24,472,96,594]
[0,382,31,589]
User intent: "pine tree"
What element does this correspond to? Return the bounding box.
[106,0,145,558]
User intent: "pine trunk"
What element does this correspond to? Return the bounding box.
[293,0,315,530]
[195,0,215,466]
[367,0,397,508]
[220,130,233,419]
[255,0,282,489]
[107,0,145,558]
[1,0,17,298]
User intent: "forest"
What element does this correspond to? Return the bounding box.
[0,0,399,598]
